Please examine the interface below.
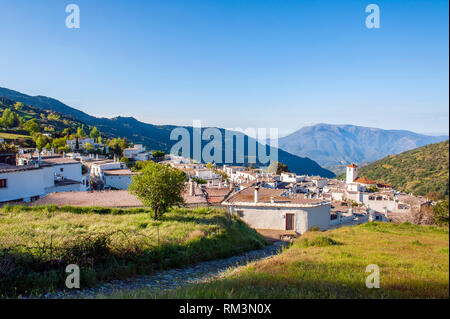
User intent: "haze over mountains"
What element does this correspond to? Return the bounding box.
[0,87,334,177]
[278,123,448,173]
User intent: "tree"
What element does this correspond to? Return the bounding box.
[276,162,289,174]
[85,142,94,152]
[129,162,186,220]
[108,138,125,155]
[90,127,100,142]
[206,162,214,170]
[120,156,130,167]
[0,109,20,128]
[122,137,129,150]
[434,200,449,226]
[267,160,289,174]
[75,136,79,150]
[62,128,72,137]
[77,126,87,138]
[152,150,166,158]
[34,134,51,151]
[52,137,67,150]
[24,119,41,135]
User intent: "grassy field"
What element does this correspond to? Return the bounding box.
[0,132,31,140]
[0,205,266,297]
[111,222,449,299]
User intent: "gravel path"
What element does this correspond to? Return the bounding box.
[35,241,288,299]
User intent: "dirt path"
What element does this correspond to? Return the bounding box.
[35,241,288,299]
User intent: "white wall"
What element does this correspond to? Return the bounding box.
[104,174,132,190]
[229,203,331,234]
[0,169,46,202]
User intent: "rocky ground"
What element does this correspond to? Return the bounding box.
[30,241,288,299]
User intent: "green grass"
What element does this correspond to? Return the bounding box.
[0,132,31,140]
[0,206,266,297]
[110,222,449,299]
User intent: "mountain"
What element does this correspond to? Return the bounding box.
[359,140,449,198]
[277,123,448,173]
[0,87,334,177]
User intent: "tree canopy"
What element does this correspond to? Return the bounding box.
[129,162,186,220]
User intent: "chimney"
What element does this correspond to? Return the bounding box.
[270,196,274,204]
[254,186,260,203]
[189,179,195,196]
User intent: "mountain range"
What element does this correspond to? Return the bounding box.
[277,123,448,173]
[0,87,334,177]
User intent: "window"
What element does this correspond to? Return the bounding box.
[0,179,7,188]
[236,210,244,217]
[60,168,64,172]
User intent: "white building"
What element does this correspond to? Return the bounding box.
[222,186,331,234]
[103,169,136,190]
[67,137,95,150]
[195,169,223,187]
[1,154,85,203]
[123,144,150,161]
[89,160,134,190]
[279,172,307,183]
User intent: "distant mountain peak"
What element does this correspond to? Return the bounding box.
[278,123,448,174]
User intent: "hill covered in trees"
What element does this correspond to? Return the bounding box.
[0,87,335,177]
[359,140,449,198]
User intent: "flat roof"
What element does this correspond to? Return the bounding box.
[223,187,329,207]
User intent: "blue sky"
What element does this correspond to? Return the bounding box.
[0,0,448,136]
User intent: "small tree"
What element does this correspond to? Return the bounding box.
[129,162,186,220]
[152,150,166,158]
[120,156,130,167]
[90,127,100,142]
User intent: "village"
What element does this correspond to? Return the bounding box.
[0,137,432,240]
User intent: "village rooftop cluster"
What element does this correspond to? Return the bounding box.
[0,141,433,238]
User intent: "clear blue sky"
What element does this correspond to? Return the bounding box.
[0,0,448,136]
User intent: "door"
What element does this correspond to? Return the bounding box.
[285,214,295,230]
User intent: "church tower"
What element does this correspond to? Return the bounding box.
[346,163,358,184]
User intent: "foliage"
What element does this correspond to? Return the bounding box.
[192,177,207,185]
[359,141,449,198]
[151,150,166,158]
[434,200,449,226]
[77,126,87,138]
[90,126,100,142]
[0,108,20,128]
[129,162,187,220]
[108,137,128,156]
[34,134,52,151]
[120,156,130,167]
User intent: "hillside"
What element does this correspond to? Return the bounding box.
[0,87,334,177]
[107,222,449,299]
[359,140,449,198]
[277,123,448,173]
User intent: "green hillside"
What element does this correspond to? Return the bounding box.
[359,140,449,198]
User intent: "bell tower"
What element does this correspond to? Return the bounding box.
[346,163,358,184]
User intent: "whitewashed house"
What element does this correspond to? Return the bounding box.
[1,154,85,204]
[123,144,150,161]
[89,160,134,190]
[222,186,331,234]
